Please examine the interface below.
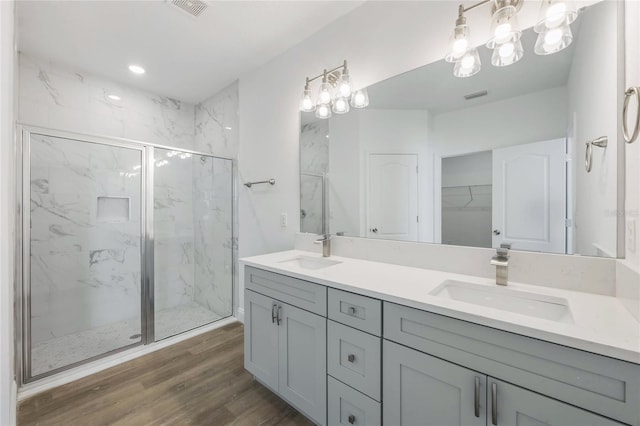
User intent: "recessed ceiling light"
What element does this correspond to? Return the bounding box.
[108,94,121,101]
[224,126,232,130]
[128,64,145,75]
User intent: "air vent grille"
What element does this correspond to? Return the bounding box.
[464,90,488,100]
[169,0,208,17]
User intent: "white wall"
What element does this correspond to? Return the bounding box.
[0,0,16,423]
[568,1,619,257]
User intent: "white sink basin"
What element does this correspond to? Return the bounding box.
[278,255,342,270]
[430,280,573,324]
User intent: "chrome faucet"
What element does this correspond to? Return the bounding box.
[314,234,331,257]
[490,243,511,286]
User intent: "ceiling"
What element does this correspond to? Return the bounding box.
[17,0,364,104]
[367,24,578,115]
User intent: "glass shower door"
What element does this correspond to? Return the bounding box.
[153,148,233,341]
[26,133,144,379]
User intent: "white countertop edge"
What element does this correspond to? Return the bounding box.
[241,250,640,365]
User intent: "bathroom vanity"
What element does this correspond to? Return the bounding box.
[242,251,640,426]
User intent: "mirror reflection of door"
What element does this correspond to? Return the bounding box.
[367,154,418,241]
[492,139,567,254]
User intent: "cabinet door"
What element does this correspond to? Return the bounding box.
[244,290,279,391]
[488,378,624,426]
[278,302,327,426]
[383,340,486,426]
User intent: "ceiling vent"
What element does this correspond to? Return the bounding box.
[464,90,488,101]
[168,0,208,17]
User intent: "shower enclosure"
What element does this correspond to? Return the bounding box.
[18,127,234,382]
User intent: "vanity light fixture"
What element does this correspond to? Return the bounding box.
[299,60,368,119]
[446,0,577,77]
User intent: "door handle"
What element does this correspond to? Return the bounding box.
[623,86,640,143]
[276,305,282,326]
[348,414,356,424]
[271,303,277,324]
[347,354,356,363]
[491,382,498,426]
[493,229,501,236]
[370,228,378,233]
[474,376,480,418]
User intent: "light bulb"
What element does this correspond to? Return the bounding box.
[487,5,520,49]
[453,48,481,78]
[491,36,523,67]
[319,90,331,104]
[544,28,563,45]
[338,73,352,98]
[545,2,567,27]
[499,42,515,58]
[446,22,471,63]
[317,80,332,106]
[534,24,573,55]
[534,1,577,33]
[332,96,350,114]
[315,103,332,119]
[461,55,475,70]
[299,86,315,112]
[350,88,369,109]
[494,23,512,42]
[453,38,469,56]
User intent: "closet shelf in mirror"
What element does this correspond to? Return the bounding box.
[442,184,492,210]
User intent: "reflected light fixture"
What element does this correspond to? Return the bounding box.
[299,60,368,119]
[445,0,578,77]
[534,0,577,55]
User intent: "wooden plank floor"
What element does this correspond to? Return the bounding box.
[18,322,313,426]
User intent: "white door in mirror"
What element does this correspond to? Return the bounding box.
[367,154,418,241]
[492,139,567,254]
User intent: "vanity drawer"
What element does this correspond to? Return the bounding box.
[244,266,327,316]
[328,376,381,426]
[384,302,640,426]
[328,320,381,401]
[328,288,382,336]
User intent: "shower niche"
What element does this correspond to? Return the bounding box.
[20,127,234,382]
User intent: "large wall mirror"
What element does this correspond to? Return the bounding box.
[300,0,624,258]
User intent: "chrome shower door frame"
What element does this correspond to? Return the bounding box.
[16,125,237,385]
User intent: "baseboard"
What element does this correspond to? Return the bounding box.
[18,317,238,400]
[236,307,245,323]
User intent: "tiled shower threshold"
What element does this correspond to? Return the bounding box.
[31,302,225,377]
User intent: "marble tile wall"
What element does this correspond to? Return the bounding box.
[19,54,195,148]
[300,120,329,234]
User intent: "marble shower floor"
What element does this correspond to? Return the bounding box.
[31,302,225,377]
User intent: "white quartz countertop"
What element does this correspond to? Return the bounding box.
[241,250,640,365]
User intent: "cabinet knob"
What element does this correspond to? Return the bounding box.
[493,229,501,235]
[347,354,356,363]
[348,306,357,315]
[348,414,356,424]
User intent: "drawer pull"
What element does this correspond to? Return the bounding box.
[474,376,480,418]
[347,354,356,363]
[348,414,356,424]
[348,306,357,315]
[491,382,498,426]
[276,305,282,326]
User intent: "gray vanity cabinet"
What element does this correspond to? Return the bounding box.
[383,340,487,426]
[489,378,624,426]
[276,301,326,425]
[244,289,279,390]
[244,267,327,426]
[383,340,624,426]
